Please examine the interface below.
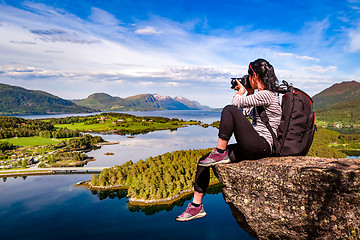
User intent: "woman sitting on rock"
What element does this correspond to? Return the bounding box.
[176,58,282,222]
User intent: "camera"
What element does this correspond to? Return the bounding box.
[231,75,251,89]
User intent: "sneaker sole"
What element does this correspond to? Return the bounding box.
[197,158,231,167]
[175,212,207,222]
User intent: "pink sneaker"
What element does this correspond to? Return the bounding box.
[175,203,207,222]
[198,149,230,167]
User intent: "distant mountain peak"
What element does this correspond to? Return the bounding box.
[154,94,210,110]
[153,94,171,101]
[318,81,360,97]
[313,80,360,109]
[75,93,210,111]
[87,93,114,100]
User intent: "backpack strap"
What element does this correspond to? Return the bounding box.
[277,80,291,94]
[257,106,278,155]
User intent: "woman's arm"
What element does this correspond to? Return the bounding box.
[232,90,274,108]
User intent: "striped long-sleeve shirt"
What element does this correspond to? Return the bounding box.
[232,90,282,149]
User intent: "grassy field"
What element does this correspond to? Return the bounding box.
[53,119,196,132]
[1,136,61,147]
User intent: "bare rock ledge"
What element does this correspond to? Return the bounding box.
[214,156,360,240]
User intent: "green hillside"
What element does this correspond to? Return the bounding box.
[312,80,360,109]
[0,83,94,115]
[73,93,127,111]
[75,93,165,111]
[315,97,360,124]
[124,94,165,111]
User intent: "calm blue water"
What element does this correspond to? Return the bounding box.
[87,125,238,167]
[14,110,221,124]
[1,110,255,240]
[0,175,253,240]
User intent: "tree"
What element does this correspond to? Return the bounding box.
[0,141,13,151]
[22,159,27,168]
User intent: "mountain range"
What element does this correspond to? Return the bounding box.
[0,83,210,115]
[72,93,210,111]
[0,81,359,118]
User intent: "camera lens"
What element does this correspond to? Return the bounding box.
[230,78,238,89]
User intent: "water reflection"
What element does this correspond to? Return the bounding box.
[86,125,231,167]
[128,195,193,216]
[342,149,360,158]
[90,189,128,201]
[90,184,223,216]
[2,176,27,182]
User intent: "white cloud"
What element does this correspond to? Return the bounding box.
[274,52,294,57]
[135,26,162,35]
[305,65,338,73]
[348,27,360,52]
[295,55,320,61]
[273,52,319,61]
[30,29,101,44]
[167,81,178,86]
[0,65,43,74]
[140,81,155,85]
[89,7,122,26]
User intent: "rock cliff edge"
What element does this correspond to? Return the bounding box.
[214,156,360,240]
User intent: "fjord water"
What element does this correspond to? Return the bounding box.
[0,110,254,240]
[0,175,254,240]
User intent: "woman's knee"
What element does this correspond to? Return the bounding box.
[222,105,245,119]
[222,105,238,114]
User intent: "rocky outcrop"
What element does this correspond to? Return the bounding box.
[214,156,360,240]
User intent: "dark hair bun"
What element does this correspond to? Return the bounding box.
[248,59,278,92]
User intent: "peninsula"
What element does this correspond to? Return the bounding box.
[0,113,201,172]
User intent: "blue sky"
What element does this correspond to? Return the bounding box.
[1,0,360,107]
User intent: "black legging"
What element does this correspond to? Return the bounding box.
[194,105,271,193]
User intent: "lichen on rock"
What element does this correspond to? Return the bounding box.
[214,156,360,240]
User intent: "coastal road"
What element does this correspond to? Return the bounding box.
[0,166,107,175]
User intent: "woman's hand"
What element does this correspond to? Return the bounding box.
[235,79,254,95]
[235,79,246,95]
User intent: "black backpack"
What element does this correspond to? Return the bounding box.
[258,81,316,156]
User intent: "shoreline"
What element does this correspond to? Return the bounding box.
[76,179,220,206]
[0,170,55,177]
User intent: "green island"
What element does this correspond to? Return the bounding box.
[0,113,201,171]
[49,112,200,134]
[87,148,218,205]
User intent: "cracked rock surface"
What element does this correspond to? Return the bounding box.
[214,156,360,240]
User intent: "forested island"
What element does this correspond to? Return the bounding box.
[87,148,218,204]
